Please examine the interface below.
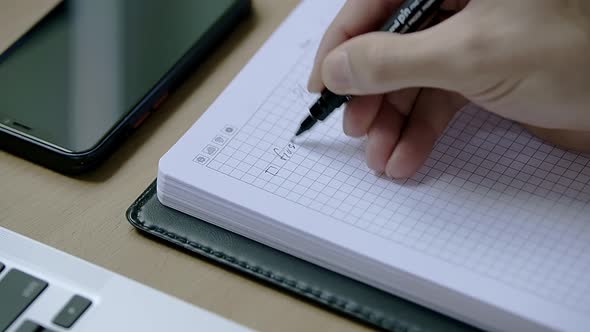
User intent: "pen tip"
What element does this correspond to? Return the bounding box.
[294,127,306,137]
[294,116,317,137]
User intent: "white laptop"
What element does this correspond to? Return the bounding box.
[0,227,254,332]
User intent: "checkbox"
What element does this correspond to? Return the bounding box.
[265,166,279,175]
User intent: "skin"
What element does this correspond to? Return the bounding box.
[307,0,590,179]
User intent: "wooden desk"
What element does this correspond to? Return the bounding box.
[0,1,370,331]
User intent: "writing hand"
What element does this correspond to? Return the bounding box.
[308,0,590,178]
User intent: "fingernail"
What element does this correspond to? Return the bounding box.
[323,50,353,91]
[384,169,394,179]
[342,106,353,136]
[373,170,386,178]
[385,150,402,179]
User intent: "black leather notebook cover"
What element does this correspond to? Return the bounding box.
[126,180,481,332]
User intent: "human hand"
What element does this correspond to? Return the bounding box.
[308,0,590,178]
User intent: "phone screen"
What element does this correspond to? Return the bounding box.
[0,0,237,152]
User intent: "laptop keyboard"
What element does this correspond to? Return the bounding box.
[0,269,48,331]
[52,296,91,329]
[0,260,92,332]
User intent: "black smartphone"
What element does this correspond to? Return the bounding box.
[0,0,250,174]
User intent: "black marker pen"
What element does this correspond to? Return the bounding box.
[294,0,444,137]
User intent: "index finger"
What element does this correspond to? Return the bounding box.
[307,0,471,93]
[307,0,402,92]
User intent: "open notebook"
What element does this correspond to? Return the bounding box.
[157,1,590,331]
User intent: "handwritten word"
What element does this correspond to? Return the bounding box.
[273,142,297,161]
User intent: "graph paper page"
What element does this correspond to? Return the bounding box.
[158,1,590,331]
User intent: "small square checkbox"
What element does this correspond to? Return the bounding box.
[265,166,279,175]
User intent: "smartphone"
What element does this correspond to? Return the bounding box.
[0,0,250,174]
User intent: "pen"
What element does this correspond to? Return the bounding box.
[294,0,444,137]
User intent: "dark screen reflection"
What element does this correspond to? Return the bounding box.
[0,0,234,152]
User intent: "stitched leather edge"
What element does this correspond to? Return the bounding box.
[126,181,426,332]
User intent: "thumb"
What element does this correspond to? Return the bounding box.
[320,12,484,96]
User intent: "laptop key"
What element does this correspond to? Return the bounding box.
[0,269,48,331]
[15,320,55,332]
[53,295,92,328]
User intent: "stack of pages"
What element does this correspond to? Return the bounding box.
[157,1,590,331]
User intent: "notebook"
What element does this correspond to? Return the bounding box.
[156,1,590,331]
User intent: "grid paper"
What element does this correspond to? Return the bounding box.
[202,47,590,313]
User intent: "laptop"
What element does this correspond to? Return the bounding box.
[0,227,254,332]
